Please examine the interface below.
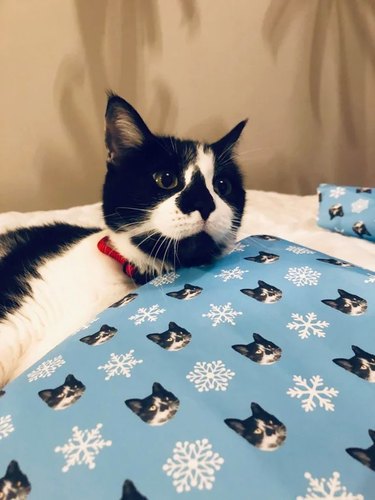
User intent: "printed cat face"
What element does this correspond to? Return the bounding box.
[245,251,279,264]
[328,204,344,219]
[322,289,367,315]
[353,221,371,237]
[80,324,118,346]
[346,429,375,471]
[121,479,148,500]
[232,333,282,364]
[147,322,192,351]
[252,235,279,241]
[241,280,282,303]
[333,345,375,383]
[125,382,180,426]
[38,374,85,410]
[225,402,287,451]
[356,187,372,193]
[0,460,31,499]
[317,258,353,267]
[166,284,202,300]
[110,293,138,308]
[102,93,247,275]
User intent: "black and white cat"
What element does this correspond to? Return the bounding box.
[0,460,31,499]
[166,284,202,300]
[317,258,353,267]
[245,251,279,264]
[38,374,85,410]
[322,289,367,315]
[352,221,371,238]
[356,187,372,194]
[147,322,192,351]
[241,280,282,303]
[0,93,247,387]
[121,480,148,500]
[224,402,287,451]
[328,204,344,220]
[232,333,282,364]
[346,429,375,471]
[110,293,138,308]
[125,382,180,426]
[333,345,375,383]
[80,324,118,346]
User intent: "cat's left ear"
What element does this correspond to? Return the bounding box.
[211,119,248,158]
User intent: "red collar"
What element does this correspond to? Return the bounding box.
[97,236,137,279]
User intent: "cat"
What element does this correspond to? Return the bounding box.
[316,258,353,267]
[80,324,118,346]
[346,429,375,471]
[333,345,375,383]
[110,293,138,308]
[352,221,371,238]
[0,460,31,499]
[252,235,279,241]
[0,93,247,387]
[356,187,372,193]
[120,480,148,500]
[166,284,202,300]
[232,333,282,364]
[241,280,282,303]
[328,204,344,220]
[244,251,279,264]
[322,289,367,315]
[125,382,180,425]
[38,374,85,410]
[147,321,192,351]
[224,402,287,451]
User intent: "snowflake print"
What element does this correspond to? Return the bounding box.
[27,355,65,382]
[150,272,180,287]
[163,439,224,492]
[287,312,329,339]
[129,304,165,325]
[351,198,369,214]
[98,350,143,380]
[285,245,315,255]
[364,273,375,284]
[287,375,338,412]
[297,471,364,499]
[0,415,14,440]
[186,361,235,392]
[202,302,243,327]
[229,242,249,253]
[214,266,249,282]
[55,423,112,472]
[284,266,321,287]
[329,187,346,199]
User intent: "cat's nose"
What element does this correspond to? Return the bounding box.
[177,172,216,221]
[193,197,215,221]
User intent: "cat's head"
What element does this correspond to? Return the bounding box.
[328,204,344,219]
[166,284,202,300]
[346,429,375,471]
[147,322,192,351]
[80,324,118,346]
[245,251,279,264]
[232,333,282,364]
[353,221,371,237]
[241,280,282,303]
[102,93,247,276]
[333,345,375,382]
[322,289,367,315]
[38,374,86,410]
[0,460,31,499]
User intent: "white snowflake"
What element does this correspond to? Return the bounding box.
[27,355,65,382]
[229,242,249,253]
[297,471,364,499]
[77,316,99,332]
[329,187,346,199]
[129,304,165,325]
[214,266,249,282]
[334,227,345,234]
[55,423,112,472]
[351,198,369,214]
[150,272,180,287]
[202,302,243,327]
[287,312,329,340]
[162,438,224,492]
[98,350,143,381]
[284,266,321,287]
[285,245,315,255]
[287,375,338,412]
[0,415,14,440]
[186,361,235,392]
[364,273,375,284]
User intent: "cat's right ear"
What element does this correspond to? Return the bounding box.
[253,333,265,344]
[346,447,371,467]
[38,389,53,402]
[211,120,248,158]
[332,358,352,371]
[224,418,245,434]
[105,92,152,165]
[125,398,142,413]
[6,460,21,476]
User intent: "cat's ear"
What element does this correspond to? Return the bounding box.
[64,374,76,385]
[152,382,165,394]
[6,460,21,476]
[125,398,142,413]
[332,358,352,372]
[168,321,179,331]
[211,120,248,158]
[241,288,255,298]
[147,333,162,344]
[321,299,338,309]
[105,92,152,164]
[346,447,371,467]
[351,345,368,357]
[253,333,265,344]
[79,334,93,344]
[337,289,349,298]
[369,429,375,443]
[166,291,180,298]
[232,344,249,356]
[257,280,267,287]
[250,402,264,416]
[38,389,53,402]
[122,480,145,500]
[224,418,245,434]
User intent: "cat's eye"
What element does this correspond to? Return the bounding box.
[153,171,178,190]
[256,349,262,354]
[214,177,232,197]
[149,404,157,411]
[360,364,367,370]
[167,337,173,342]
[254,428,262,434]
[344,303,350,308]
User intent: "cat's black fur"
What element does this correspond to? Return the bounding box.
[322,289,367,315]
[252,235,279,241]
[38,374,85,410]
[232,333,282,364]
[346,429,375,471]
[110,293,138,308]
[241,280,282,303]
[224,402,286,451]
[166,284,202,300]
[125,382,179,426]
[328,204,344,219]
[353,221,371,238]
[147,322,192,351]
[80,324,118,346]
[120,480,148,500]
[0,460,31,499]
[317,258,353,267]
[333,345,375,383]
[245,251,279,264]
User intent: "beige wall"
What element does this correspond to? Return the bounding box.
[1,0,374,212]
